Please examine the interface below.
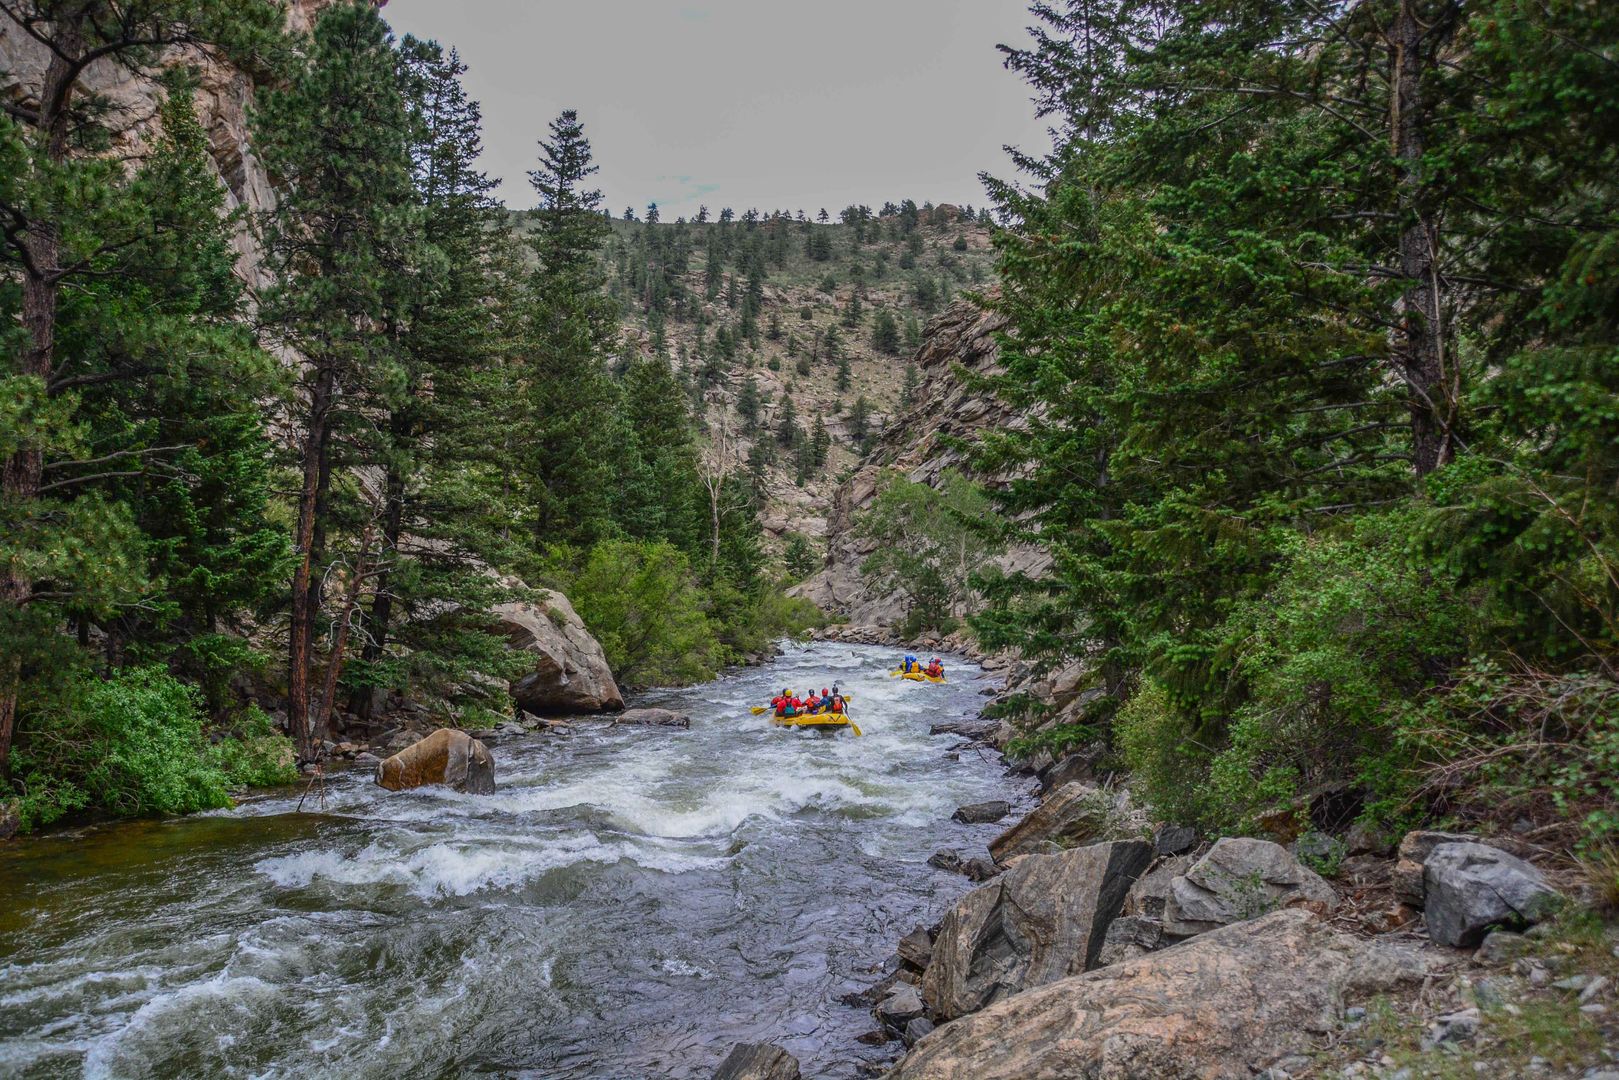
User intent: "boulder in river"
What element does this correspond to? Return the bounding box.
[890,909,1420,1080]
[713,1042,800,1080]
[497,592,624,715]
[375,728,495,795]
[951,800,1010,824]
[1162,837,1336,938]
[1422,842,1560,948]
[613,707,691,729]
[922,839,1153,1022]
[987,781,1112,862]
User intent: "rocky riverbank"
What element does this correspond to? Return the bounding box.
[710,673,1616,1080]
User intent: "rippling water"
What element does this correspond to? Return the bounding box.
[0,643,1024,1079]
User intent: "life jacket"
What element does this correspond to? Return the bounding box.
[788,697,804,716]
[772,695,787,717]
[903,655,918,672]
[828,695,845,714]
[927,662,943,677]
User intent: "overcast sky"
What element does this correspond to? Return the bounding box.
[379,0,1053,219]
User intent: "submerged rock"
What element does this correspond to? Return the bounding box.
[712,1042,800,1080]
[951,800,1010,825]
[922,840,1153,1021]
[890,910,1386,1080]
[497,592,624,715]
[374,729,495,794]
[987,782,1112,862]
[1162,837,1337,937]
[614,707,691,729]
[1423,842,1559,947]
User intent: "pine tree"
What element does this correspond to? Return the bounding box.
[736,376,762,434]
[811,416,831,468]
[847,395,872,451]
[836,355,852,392]
[257,1,419,759]
[899,364,921,411]
[871,308,901,354]
[521,110,622,546]
[776,396,799,447]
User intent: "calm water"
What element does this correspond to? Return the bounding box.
[0,642,1022,1079]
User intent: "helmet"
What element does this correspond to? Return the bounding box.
[822,688,829,696]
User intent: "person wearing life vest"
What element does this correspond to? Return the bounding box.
[772,689,790,718]
[926,657,944,679]
[902,653,919,673]
[804,689,822,714]
[827,691,846,715]
[788,692,805,717]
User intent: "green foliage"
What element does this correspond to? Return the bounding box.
[783,533,818,580]
[558,540,718,687]
[208,706,298,789]
[10,668,236,831]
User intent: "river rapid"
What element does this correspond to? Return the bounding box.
[0,643,1024,1079]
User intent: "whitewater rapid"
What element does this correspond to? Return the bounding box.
[0,642,1024,1079]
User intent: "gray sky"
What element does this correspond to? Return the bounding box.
[379,0,1053,218]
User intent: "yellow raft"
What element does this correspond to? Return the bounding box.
[770,713,862,736]
[890,668,946,683]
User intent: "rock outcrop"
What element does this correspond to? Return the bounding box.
[922,840,1153,1022]
[375,728,495,794]
[496,593,624,714]
[889,910,1402,1080]
[712,1042,800,1080]
[987,782,1113,862]
[791,296,1048,627]
[1422,841,1560,947]
[0,2,355,293]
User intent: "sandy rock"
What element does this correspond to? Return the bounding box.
[988,782,1111,862]
[1423,842,1560,947]
[890,910,1391,1080]
[713,1042,800,1080]
[614,707,691,729]
[922,840,1153,1022]
[1162,838,1337,938]
[374,729,495,795]
[497,592,624,714]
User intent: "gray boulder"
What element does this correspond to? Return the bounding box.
[876,982,926,1030]
[921,839,1152,1021]
[1162,837,1337,938]
[713,1042,800,1080]
[614,707,691,729]
[951,800,1011,825]
[1393,830,1479,906]
[889,910,1410,1080]
[497,592,624,714]
[987,782,1112,862]
[1423,841,1560,948]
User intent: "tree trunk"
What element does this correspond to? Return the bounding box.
[315,524,374,744]
[0,20,81,776]
[1391,0,1453,476]
[350,464,406,720]
[288,362,336,762]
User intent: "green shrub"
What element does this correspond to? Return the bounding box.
[564,539,721,687]
[9,666,235,830]
[207,705,298,788]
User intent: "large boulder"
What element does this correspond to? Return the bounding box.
[375,728,495,794]
[1162,837,1337,938]
[889,910,1395,1080]
[497,593,624,714]
[713,1042,800,1080]
[988,782,1114,862]
[1423,842,1560,948]
[922,840,1153,1022]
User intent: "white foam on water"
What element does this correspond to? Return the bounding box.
[81,973,276,1080]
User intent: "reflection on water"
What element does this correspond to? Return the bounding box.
[0,643,1021,1079]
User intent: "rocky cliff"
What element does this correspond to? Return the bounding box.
[791,293,1048,630]
[0,1,362,290]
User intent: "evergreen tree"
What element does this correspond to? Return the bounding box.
[847,395,872,450]
[871,308,901,354]
[256,1,419,759]
[521,110,622,546]
[776,396,799,447]
[837,355,852,392]
[811,416,830,468]
[736,376,762,434]
[899,364,921,411]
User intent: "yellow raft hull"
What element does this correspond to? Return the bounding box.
[891,669,947,683]
[770,714,855,732]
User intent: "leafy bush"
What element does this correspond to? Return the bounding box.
[564,539,721,687]
[1119,511,1478,833]
[207,705,298,788]
[9,666,234,830]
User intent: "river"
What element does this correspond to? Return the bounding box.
[0,643,1024,1079]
